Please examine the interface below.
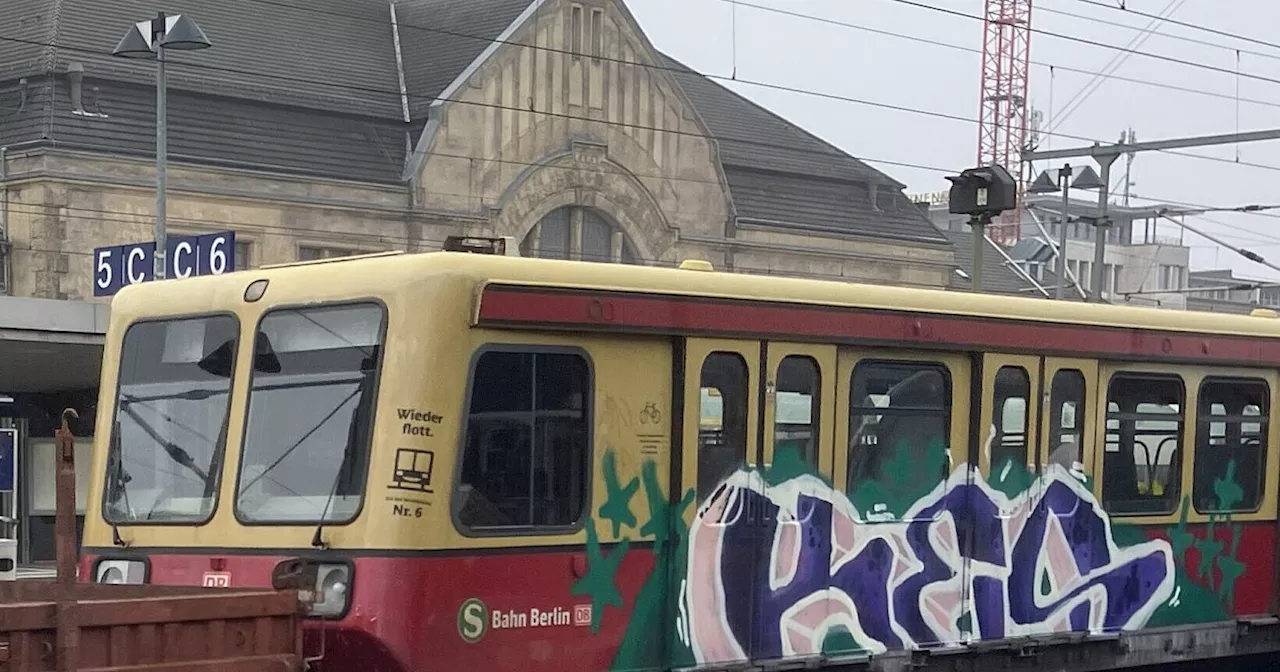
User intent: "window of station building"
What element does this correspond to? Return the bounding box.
[846,361,951,513]
[989,366,1030,474]
[234,303,385,524]
[697,352,749,502]
[103,314,240,524]
[1103,373,1184,515]
[1193,378,1268,513]
[1046,369,1086,470]
[520,206,640,264]
[775,356,820,467]
[456,349,591,531]
[234,240,252,271]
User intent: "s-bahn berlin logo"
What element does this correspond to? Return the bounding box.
[458,598,488,643]
[457,598,593,643]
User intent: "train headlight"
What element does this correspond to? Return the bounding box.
[310,564,351,618]
[95,559,146,585]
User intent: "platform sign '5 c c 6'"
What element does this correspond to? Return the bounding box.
[94,231,237,297]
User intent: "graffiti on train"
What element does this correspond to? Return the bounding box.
[680,464,1177,660]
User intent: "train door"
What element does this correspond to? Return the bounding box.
[679,337,762,668]
[980,356,1097,641]
[757,342,837,667]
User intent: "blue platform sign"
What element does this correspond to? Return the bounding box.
[0,429,15,493]
[94,231,236,297]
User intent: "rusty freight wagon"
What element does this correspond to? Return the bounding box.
[0,410,308,672]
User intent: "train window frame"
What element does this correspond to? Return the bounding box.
[774,354,821,468]
[451,343,595,538]
[990,365,1031,476]
[696,351,751,503]
[231,299,389,528]
[1102,372,1186,517]
[1046,369,1087,471]
[845,359,953,521]
[1192,376,1269,515]
[100,311,242,528]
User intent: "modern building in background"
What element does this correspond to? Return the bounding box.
[914,192,1192,307]
[1186,269,1280,314]
[1,0,966,562]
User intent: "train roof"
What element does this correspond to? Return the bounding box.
[108,248,1280,341]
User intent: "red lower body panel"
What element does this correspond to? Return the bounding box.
[80,547,653,672]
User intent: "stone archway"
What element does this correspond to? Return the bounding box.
[520,206,640,264]
[489,141,678,262]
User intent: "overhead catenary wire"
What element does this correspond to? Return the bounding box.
[4,27,1280,181]
[1077,0,1280,54]
[720,0,1280,115]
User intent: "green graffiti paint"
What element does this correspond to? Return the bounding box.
[849,436,949,520]
[599,451,641,537]
[570,519,630,634]
[820,626,865,657]
[1142,458,1247,626]
[991,456,1035,500]
[610,460,697,671]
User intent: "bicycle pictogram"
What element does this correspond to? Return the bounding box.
[640,403,662,425]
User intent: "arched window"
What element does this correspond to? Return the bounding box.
[521,206,640,264]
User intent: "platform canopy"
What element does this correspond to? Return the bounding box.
[0,297,106,393]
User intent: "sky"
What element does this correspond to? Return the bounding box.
[626,0,1280,281]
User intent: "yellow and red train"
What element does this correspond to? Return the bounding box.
[81,239,1280,671]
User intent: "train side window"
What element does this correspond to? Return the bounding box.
[456,349,591,532]
[697,352,749,502]
[1193,378,1268,513]
[1046,369,1086,470]
[846,361,951,510]
[776,355,820,466]
[1103,373,1184,515]
[990,366,1030,474]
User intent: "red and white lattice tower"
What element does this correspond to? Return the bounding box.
[976,0,1033,246]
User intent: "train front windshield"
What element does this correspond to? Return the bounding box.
[103,303,386,527]
[105,315,239,524]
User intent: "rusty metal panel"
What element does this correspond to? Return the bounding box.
[0,413,305,672]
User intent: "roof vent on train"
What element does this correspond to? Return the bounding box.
[679,259,714,272]
[443,236,519,256]
[1251,308,1278,318]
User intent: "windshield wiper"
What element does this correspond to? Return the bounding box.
[312,374,370,549]
[118,403,210,484]
[239,384,363,495]
[120,389,226,404]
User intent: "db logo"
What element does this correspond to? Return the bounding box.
[202,571,232,588]
[573,604,592,627]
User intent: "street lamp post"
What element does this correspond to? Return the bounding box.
[112,13,211,281]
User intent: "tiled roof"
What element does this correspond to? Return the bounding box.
[726,168,950,245]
